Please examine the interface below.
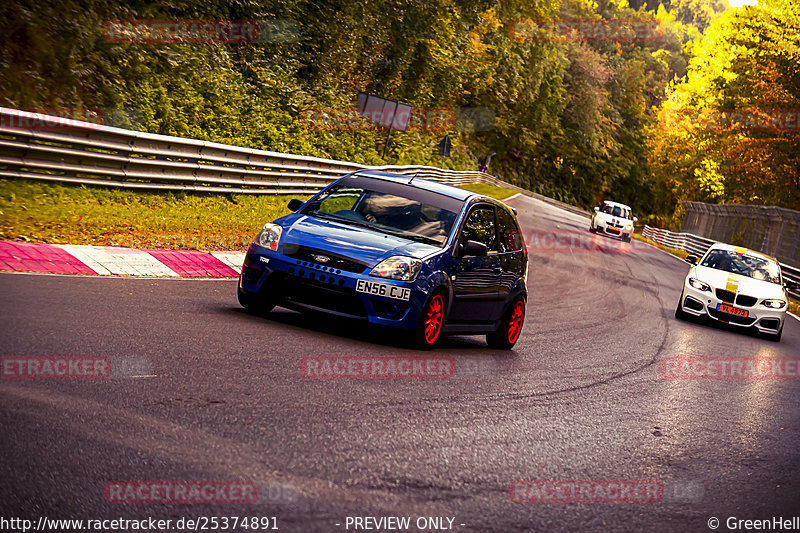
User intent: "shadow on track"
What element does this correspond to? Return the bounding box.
[225,306,522,353]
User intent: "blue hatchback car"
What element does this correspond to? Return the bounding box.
[238,170,528,348]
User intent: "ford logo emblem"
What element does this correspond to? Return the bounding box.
[311,254,330,263]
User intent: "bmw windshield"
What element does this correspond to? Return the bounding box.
[300,175,462,247]
[701,249,782,284]
[601,204,630,219]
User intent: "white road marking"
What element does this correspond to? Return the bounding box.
[211,252,246,272]
[53,245,178,277]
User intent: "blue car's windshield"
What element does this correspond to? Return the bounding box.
[301,175,461,247]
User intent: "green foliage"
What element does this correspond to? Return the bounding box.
[647,0,800,213]
[3,0,781,230]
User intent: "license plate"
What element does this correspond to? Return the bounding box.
[356,279,411,301]
[717,303,748,317]
[607,227,619,234]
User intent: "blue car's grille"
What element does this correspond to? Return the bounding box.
[279,274,366,318]
[282,244,367,274]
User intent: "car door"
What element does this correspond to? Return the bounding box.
[448,204,504,323]
[496,206,526,303]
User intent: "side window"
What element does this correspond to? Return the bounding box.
[461,205,499,252]
[497,208,523,252]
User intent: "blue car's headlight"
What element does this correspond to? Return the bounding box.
[370,256,421,281]
[255,223,282,251]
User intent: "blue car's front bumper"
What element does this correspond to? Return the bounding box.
[239,243,433,330]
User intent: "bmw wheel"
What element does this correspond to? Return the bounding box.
[487,296,526,350]
[675,292,689,320]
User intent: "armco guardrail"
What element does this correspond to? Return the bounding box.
[0,107,493,194]
[642,225,799,299]
[683,201,800,268]
[0,107,591,218]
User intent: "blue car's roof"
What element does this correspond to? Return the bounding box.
[352,170,477,202]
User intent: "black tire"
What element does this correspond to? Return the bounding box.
[623,235,631,243]
[675,293,689,320]
[415,290,446,349]
[487,296,527,350]
[589,224,596,233]
[238,286,276,315]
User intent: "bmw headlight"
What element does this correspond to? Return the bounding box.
[688,277,711,292]
[763,299,786,309]
[255,223,282,251]
[370,256,421,281]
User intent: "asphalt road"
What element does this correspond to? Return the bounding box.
[1,194,799,532]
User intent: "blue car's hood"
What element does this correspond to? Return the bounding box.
[280,214,441,266]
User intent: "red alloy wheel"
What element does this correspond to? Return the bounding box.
[507,300,525,344]
[423,294,444,345]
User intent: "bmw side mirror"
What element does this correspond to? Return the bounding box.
[593,207,599,212]
[785,279,799,291]
[287,198,304,212]
[685,254,698,265]
[460,240,488,257]
[633,216,638,223]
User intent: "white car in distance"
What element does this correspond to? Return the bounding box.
[590,201,637,242]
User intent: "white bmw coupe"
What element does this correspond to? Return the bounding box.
[676,243,797,341]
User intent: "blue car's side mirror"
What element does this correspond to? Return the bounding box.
[287,198,304,211]
[460,240,488,257]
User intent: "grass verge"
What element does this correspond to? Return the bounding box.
[632,233,690,261]
[0,179,306,250]
[0,178,519,251]
[456,182,518,201]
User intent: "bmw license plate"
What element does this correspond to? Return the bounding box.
[718,302,748,317]
[356,280,411,301]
